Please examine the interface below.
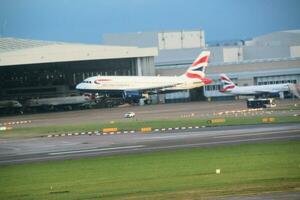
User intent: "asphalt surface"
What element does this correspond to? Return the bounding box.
[0,99,299,128]
[0,123,299,165]
[1,100,299,200]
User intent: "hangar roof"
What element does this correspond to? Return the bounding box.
[0,38,158,66]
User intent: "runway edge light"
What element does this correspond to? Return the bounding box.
[216,169,221,174]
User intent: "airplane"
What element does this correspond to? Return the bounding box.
[76,51,212,102]
[219,73,291,98]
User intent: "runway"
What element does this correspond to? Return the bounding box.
[0,123,299,165]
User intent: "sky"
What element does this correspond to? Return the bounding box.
[0,0,300,44]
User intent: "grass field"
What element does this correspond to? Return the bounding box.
[0,141,300,200]
[1,115,300,139]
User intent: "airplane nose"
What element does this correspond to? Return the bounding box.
[76,83,83,90]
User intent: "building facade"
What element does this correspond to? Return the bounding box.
[0,38,157,101]
[2,29,300,104]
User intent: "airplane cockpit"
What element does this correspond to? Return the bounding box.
[82,80,92,84]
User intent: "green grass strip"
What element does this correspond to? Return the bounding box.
[1,115,300,139]
[0,141,300,200]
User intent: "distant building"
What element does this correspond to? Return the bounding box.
[104,30,300,100]
[103,30,206,50]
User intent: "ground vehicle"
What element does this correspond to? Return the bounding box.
[246,98,276,109]
[124,112,135,118]
[25,95,93,112]
[0,100,23,115]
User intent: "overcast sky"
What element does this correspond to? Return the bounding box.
[1,0,300,44]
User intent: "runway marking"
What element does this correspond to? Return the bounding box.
[214,129,300,139]
[48,145,145,156]
[134,127,300,141]
[142,135,190,140]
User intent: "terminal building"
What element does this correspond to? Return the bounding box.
[0,38,157,101]
[103,30,300,101]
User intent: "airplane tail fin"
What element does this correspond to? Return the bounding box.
[219,74,236,93]
[182,51,212,85]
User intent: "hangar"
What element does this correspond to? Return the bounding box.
[0,38,157,101]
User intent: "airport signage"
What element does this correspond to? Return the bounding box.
[262,118,275,123]
[102,128,118,132]
[207,118,226,124]
[141,127,152,132]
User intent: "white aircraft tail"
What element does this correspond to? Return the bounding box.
[288,83,300,98]
[182,51,212,85]
[219,74,236,93]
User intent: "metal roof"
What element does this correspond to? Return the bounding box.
[0,38,158,66]
[0,37,64,53]
[282,30,300,34]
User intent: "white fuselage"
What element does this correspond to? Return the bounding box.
[228,83,290,95]
[76,51,211,95]
[76,75,205,92]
